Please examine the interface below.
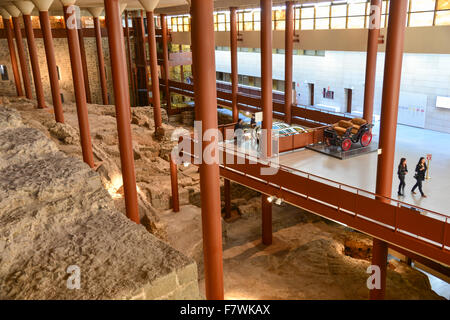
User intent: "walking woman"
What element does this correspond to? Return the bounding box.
[411,157,427,198]
[397,158,408,196]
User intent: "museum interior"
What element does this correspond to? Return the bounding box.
[0,0,449,300]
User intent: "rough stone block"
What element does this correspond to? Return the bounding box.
[144,271,178,300]
[176,263,198,287]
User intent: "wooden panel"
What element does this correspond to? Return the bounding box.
[279,135,294,153]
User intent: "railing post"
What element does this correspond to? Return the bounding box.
[262,193,273,245]
[170,154,180,212]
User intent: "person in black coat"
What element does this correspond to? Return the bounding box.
[397,158,408,196]
[411,157,427,198]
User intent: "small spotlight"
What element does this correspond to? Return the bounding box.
[275,198,282,205]
[183,162,190,168]
[267,196,275,203]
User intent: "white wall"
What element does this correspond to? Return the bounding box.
[215,50,450,133]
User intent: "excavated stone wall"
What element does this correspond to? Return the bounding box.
[0,104,200,300]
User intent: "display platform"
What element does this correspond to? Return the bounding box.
[306,140,379,160]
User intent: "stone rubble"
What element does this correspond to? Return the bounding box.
[0,104,200,300]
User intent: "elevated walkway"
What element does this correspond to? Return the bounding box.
[184,139,450,267]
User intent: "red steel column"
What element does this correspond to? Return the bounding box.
[77,27,92,104]
[2,14,23,96]
[63,4,95,168]
[169,154,180,212]
[262,194,272,245]
[139,11,151,105]
[370,0,408,300]
[230,7,239,123]
[284,1,294,124]
[191,0,224,300]
[92,14,108,105]
[224,179,231,219]
[146,11,162,129]
[22,14,46,109]
[39,10,64,123]
[11,15,32,99]
[104,0,140,224]
[363,0,382,124]
[261,0,273,158]
[124,10,135,107]
[179,45,184,84]
[161,14,171,111]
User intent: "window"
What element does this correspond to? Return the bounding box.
[0,65,9,81]
[331,4,347,29]
[315,4,330,30]
[348,1,367,29]
[170,15,190,32]
[215,12,230,31]
[409,0,435,26]
[435,0,450,25]
[56,66,61,80]
[273,9,286,30]
[300,6,315,30]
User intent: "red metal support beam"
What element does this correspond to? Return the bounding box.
[224,179,231,219]
[179,45,184,83]
[262,194,273,245]
[11,16,32,99]
[104,0,140,224]
[93,15,109,105]
[63,4,95,168]
[230,7,239,123]
[124,10,135,107]
[191,0,224,300]
[284,1,294,124]
[161,14,171,111]
[363,0,382,124]
[77,27,92,104]
[22,14,46,109]
[146,11,162,130]
[371,0,408,300]
[2,15,23,96]
[39,10,64,123]
[170,154,180,212]
[261,0,273,158]
[138,11,151,105]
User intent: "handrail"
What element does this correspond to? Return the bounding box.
[219,142,449,220]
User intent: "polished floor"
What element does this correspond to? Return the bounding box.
[278,123,450,217]
[223,122,450,217]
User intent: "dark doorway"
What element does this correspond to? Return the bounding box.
[308,83,315,106]
[345,88,353,113]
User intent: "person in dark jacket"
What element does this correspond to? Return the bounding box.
[250,114,256,128]
[397,158,408,196]
[411,157,427,198]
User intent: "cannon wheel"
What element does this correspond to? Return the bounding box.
[360,131,373,147]
[341,138,352,151]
